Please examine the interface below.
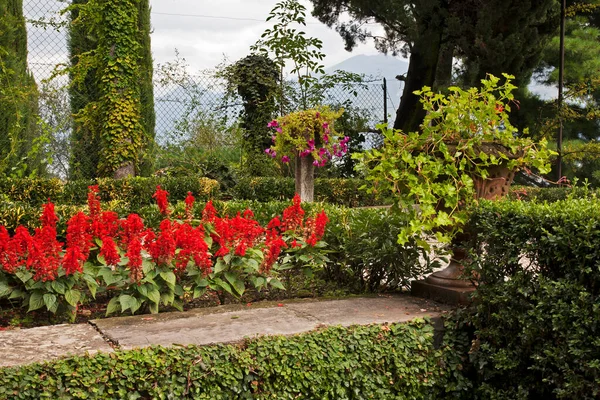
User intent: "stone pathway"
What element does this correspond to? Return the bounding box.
[0,295,450,368]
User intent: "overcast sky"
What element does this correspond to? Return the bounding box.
[24,0,387,78]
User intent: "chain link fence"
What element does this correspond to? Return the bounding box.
[22,0,387,179]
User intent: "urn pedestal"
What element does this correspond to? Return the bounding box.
[411,164,515,305]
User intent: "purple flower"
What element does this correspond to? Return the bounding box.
[282,156,290,163]
[313,160,319,166]
[267,120,279,128]
[265,148,272,155]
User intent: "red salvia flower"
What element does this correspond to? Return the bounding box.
[184,192,195,221]
[120,213,145,247]
[305,210,329,247]
[126,236,143,283]
[202,200,217,223]
[31,225,63,281]
[147,219,176,265]
[173,222,211,274]
[65,212,92,259]
[87,185,101,219]
[40,201,58,230]
[153,186,170,216]
[100,236,121,266]
[92,211,119,239]
[282,194,304,232]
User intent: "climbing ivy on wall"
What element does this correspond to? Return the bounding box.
[67,0,151,179]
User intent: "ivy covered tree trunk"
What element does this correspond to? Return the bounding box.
[68,0,153,179]
[0,0,42,176]
[295,154,314,202]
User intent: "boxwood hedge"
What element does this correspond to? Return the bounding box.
[460,197,600,399]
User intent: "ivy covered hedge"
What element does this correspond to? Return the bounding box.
[0,319,471,399]
[460,198,600,399]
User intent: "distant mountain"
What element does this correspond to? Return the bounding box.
[324,54,409,125]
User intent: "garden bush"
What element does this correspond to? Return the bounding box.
[507,185,598,202]
[459,198,600,399]
[231,177,389,207]
[0,319,472,399]
[0,176,220,208]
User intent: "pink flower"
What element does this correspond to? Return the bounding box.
[282,156,290,163]
[267,120,279,128]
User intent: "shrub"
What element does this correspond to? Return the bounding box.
[232,177,388,207]
[460,198,600,399]
[0,319,471,399]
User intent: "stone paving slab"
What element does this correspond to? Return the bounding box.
[92,295,450,350]
[0,324,113,368]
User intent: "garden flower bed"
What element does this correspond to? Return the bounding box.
[0,187,336,325]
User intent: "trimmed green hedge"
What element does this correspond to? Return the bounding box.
[231,177,389,207]
[0,176,219,208]
[461,198,600,399]
[0,319,471,399]
[507,185,599,202]
[0,177,389,208]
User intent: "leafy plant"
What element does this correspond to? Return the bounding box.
[356,74,555,246]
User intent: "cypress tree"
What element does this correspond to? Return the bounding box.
[137,0,156,176]
[0,0,42,176]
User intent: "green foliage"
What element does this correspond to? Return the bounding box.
[0,0,46,177]
[0,319,470,399]
[252,0,325,111]
[232,177,388,206]
[460,197,600,399]
[356,75,554,247]
[221,54,279,176]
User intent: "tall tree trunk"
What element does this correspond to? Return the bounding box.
[393,13,445,133]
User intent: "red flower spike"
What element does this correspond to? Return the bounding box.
[152,185,170,216]
[100,236,121,266]
[282,194,304,232]
[202,200,217,222]
[184,192,195,221]
[40,201,58,230]
[87,185,101,219]
[126,236,143,282]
